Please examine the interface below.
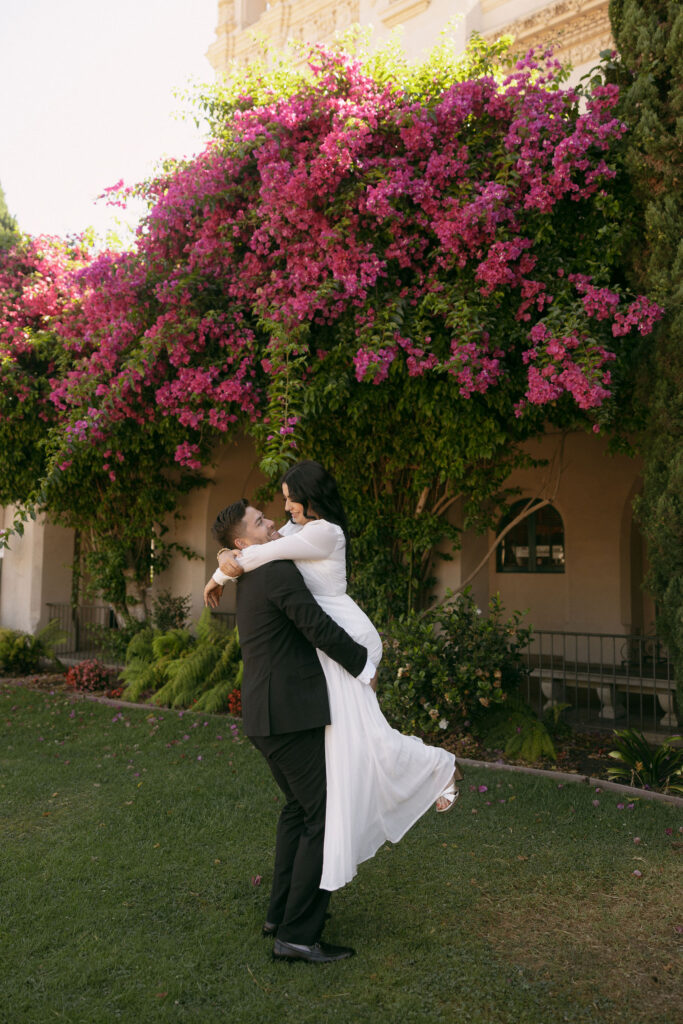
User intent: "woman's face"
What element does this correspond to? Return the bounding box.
[282,482,308,525]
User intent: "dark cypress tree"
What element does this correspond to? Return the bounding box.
[0,178,19,249]
[609,0,683,705]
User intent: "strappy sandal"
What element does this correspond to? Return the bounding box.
[436,764,464,813]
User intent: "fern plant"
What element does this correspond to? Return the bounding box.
[152,609,241,712]
[477,695,557,763]
[119,626,193,702]
[607,729,683,794]
[118,609,242,711]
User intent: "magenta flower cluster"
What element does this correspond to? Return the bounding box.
[0,46,663,477]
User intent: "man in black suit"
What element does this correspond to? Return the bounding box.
[204,500,375,964]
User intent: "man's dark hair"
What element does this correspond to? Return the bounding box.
[211,499,249,548]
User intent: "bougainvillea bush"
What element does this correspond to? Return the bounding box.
[0,37,662,619]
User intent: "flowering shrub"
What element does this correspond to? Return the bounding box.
[378,589,532,734]
[0,39,663,617]
[227,687,242,717]
[65,659,117,692]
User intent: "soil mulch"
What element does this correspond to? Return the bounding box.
[443,726,617,780]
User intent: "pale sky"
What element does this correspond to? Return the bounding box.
[0,0,219,242]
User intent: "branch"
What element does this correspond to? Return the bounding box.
[436,431,568,605]
[450,496,552,598]
[414,485,430,516]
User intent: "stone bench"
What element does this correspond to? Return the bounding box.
[529,666,678,729]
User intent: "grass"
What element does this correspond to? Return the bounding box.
[1,679,681,1024]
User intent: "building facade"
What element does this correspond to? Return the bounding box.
[207,0,613,85]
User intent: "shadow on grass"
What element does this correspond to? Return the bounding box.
[1,681,681,1024]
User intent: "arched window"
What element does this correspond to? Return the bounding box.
[496,500,565,573]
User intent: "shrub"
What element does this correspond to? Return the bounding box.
[85,617,146,663]
[151,590,192,633]
[65,659,117,693]
[378,589,532,735]
[227,686,242,717]
[0,620,66,675]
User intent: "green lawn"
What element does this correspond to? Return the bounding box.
[1,679,681,1024]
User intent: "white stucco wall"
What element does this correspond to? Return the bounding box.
[152,436,282,625]
[0,509,74,634]
[435,431,652,636]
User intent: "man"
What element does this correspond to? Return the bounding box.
[203,499,376,964]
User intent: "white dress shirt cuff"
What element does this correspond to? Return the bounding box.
[357,658,376,685]
[212,568,237,585]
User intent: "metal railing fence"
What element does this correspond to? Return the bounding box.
[520,630,678,735]
[46,603,236,660]
[46,603,117,658]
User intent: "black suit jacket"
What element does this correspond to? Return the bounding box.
[236,559,368,737]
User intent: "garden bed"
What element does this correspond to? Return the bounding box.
[0,671,628,784]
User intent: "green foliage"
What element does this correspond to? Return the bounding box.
[607,0,683,705]
[87,616,147,664]
[542,702,573,743]
[0,620,66,674]
[378,589,532,734]
[607,728,683,793]
[155,610,241,711]
[119,626,193,703]
[475,694,557,762]
[119,608,242,712]
[303,368,533,622]
[502,717,557,763]
[0,179,19,250]
[151,589,192,633]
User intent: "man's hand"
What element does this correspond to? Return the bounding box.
[369,670,378,692]
[218,550,243,578]
[204,578,224,608]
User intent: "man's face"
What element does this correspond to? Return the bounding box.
[234,506,277,548]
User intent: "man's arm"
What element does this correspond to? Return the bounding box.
[266,561,371,681]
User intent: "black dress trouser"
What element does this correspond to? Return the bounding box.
[249,727,331,944]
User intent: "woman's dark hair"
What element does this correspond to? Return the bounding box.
[280,461,350,554]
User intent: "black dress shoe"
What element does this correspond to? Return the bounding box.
[272,939,355,963]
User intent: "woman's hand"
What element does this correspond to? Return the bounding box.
[217,549,243,578]
[204,578,224,608]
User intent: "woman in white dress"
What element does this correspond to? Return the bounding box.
[219,461,460,892]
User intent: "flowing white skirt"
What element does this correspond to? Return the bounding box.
[314,592,456,891]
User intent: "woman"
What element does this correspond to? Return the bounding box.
[218,461,460,891]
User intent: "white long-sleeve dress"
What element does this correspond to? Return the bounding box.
[237,518,456,891]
